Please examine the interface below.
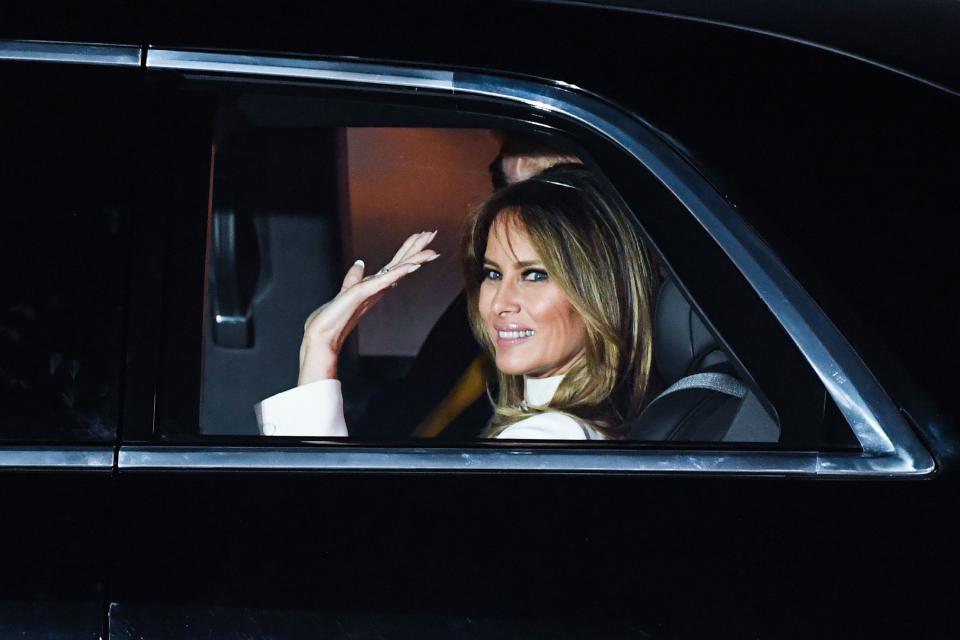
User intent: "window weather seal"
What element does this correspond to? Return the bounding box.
[0,447,114,470]
[146,49,453,90]
[119,445,817,474]
[0,40,141,66]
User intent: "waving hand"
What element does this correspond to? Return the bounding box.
[298,231,439,385]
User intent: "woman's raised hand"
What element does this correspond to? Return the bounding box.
[297,231,439,385]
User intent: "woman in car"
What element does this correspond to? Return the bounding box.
[256,164,656,439]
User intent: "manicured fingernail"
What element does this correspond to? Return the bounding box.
[409,264,422,272]
[354,259,364,268]
[426,253,440,261]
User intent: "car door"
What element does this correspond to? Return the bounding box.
[0,41,142,638]
[101,36,954,640]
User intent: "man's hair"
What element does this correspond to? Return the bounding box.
[488,132,581,189]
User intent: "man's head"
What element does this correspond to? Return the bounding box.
[489,132,581,189]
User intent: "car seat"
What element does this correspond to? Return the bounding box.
[627,278,780,442]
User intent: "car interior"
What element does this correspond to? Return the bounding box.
[197,97,780,443]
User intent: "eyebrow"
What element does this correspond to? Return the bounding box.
[483,257,544,269]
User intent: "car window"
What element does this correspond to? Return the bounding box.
[108,48,943,477]
[131,74,817,449]
[0,59,138,444]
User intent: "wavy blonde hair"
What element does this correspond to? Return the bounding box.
[462,165,656,438]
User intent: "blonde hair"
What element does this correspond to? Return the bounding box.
[462,164,656,438]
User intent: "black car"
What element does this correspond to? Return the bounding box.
[2,1,959,638]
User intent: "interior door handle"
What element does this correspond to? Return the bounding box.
[210,150,261,349]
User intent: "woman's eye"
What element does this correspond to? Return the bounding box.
[522,269,549,282]
[484,269,502,281]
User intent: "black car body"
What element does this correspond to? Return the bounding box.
[1,1,959,638]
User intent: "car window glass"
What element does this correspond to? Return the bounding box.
[181,100,782,444]
[0,62,136,443]
[135,80,844,449]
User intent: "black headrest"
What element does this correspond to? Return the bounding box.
[653,279,726,385]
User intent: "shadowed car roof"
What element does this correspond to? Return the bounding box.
[2,0,958,97]
[527,0,960,96]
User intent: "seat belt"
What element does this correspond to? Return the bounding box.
[629,372,748,441]
[648,372,747,404]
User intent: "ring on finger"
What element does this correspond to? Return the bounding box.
[376,267,390,276]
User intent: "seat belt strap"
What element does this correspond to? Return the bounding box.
[650,372,747,405]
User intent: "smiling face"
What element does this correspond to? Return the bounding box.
[478,213,587,378]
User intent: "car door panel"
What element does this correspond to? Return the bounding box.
[0,46,141,638]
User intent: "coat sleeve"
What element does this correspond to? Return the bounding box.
[496,412,595,440]
[254,379,348,437]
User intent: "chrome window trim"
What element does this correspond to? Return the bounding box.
[146,49,453,90]
[0,40,141,66]
[120,445,908,477]
[123,446,816,474]
[0,447,114,470]
[139,49,935,477]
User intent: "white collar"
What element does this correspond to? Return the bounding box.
[523,374,565,408]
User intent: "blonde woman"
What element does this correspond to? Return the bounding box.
[256,165,656,439]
